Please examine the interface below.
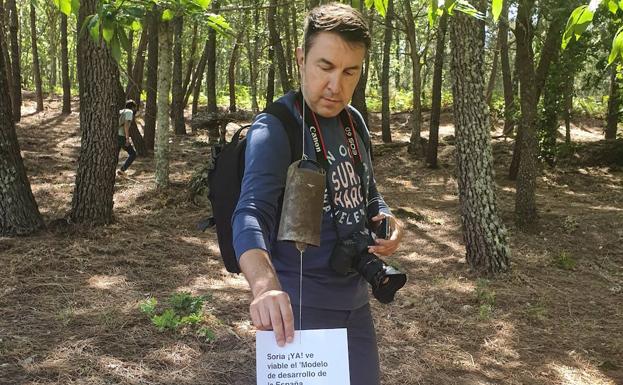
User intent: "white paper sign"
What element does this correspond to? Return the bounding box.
[256,328,350,385]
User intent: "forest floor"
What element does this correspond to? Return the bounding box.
[1,96,622,385]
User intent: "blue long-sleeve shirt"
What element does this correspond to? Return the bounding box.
[232,92,391,310]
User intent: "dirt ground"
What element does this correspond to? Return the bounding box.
[1,96,622,385]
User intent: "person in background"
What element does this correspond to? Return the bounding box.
[117,99,137,177]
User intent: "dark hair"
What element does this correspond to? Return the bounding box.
[125,99,137,110]
[303,3,370,56]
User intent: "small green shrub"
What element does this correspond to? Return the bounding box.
[152,309,181,331]
[475,279,496,320]
[139,292,216,339]
[554,251,577,270]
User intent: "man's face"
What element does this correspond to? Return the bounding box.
[296,32,366,118]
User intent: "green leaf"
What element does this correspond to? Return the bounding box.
[206,14,233,36]
[57,0,72,16]
[492,0,503,22]
[608,26,623,65]
[454,0,484,19]
[562,6,593,49]
[373,0,388,17]
[365,0,375,10]
[193,0,211,9]
[162,9,174,21]
[428,0,438,26]
[131,20,142,31]
[118,28,131,52]
[71,0,80,15]
[111,32,122,63]
[103,26,114,43]
[608,0,619,13]
[89,15,100,42]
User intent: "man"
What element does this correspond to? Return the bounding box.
[232,4,403,385]
[117,100,137,176]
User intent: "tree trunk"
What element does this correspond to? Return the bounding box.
[426,12,448,169]
[125,27,148,98]
[514,0,539,228]
[228,32,242,112]
[155,18,172,189]
[381,0,394,143]
[190,40,208,117]
[206,1,219,114]
[46,7,59,94]
[182,21,199,107]
[124,28,148,157]
[449,0,511,274]
[282,4,293,82]
[29,3,43,112]
[7,0,21,121]
[248,0,261,113]
[268,0,291,94]
[606,66,620,140]
[70,0,120,225]
[266,44,275,107]
[350,5,371,126]
[403,0,423,154]
[564,72,573,144]
[485,34,499,106]
[0,34,43,235]
[0,0,14,114]
[60,13,71,114]
[171,16,186,135]
[144,6,159,153]
[500,0,514,136]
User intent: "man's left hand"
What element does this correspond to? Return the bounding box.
[368,214,403,257]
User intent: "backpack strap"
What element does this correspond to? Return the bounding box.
[263,102,303,163]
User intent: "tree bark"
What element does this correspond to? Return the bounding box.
[0,33,43,235]
[449,0,511,274]
[60,13,71,114]
[403,0,423,154]
[0,0,14,114]
[206,1,220,114]
[155,18,172,189]
[350,5,371,127]
[514,0,539,228]
[268,0,291,93]
[606,66,620,140]
[182,21,199,107]
[426,12,448,169]
[6,0,21,121]
[564,73,573,144]
[228,31,242,112]
[124,28,148,157]
[29,3,43,112]
[70,0,120,225]
[190,40,208,117]
[500,0,514,136]
[381,0,394,143]
[266,43,275,107]
[144,6,159,153]
[485,33,499,106]
[171,16,186,135]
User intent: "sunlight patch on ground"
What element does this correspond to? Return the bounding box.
[146,343,200,367]
[434,276,474,294]
[550,362,617,385]
[176,274,248,294]
[87,275,128,290]
[98,355,153,382]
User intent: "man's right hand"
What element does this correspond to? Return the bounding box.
[239,248,295,347]
[249,289,295,347]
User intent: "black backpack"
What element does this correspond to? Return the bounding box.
[206,101,370,274]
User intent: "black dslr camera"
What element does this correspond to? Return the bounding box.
[330,222,407,304]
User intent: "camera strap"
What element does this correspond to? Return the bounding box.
[294,93,368,225]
